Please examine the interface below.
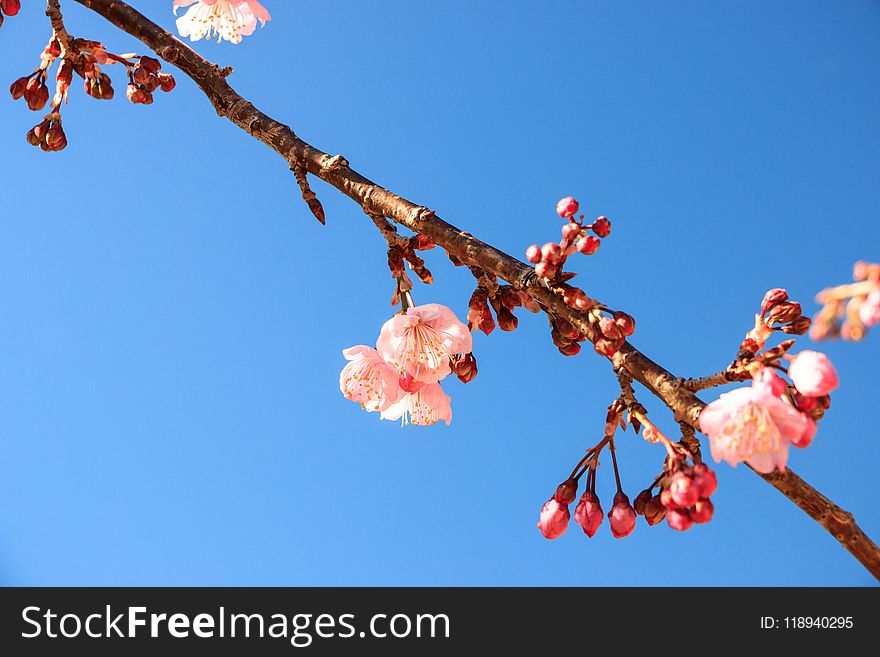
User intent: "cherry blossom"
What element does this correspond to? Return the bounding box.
[380,382,452,427]
[339,345,402,413]
[174,0,271,44]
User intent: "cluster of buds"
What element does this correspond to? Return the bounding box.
[639,460,717,532]
[0,0,20,29]
[537,477,639,540]
[525,196,611,282]
[26,113,67,152]
[811,261,880,342]
[547,308,635,359]
[467,285,540,336]
[740,288,810,355]
[125,55,175,104]
[9,35,175,151]
[388,234,435,298]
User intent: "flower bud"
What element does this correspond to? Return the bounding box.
[554,318,579,340]
[9,76,28,100]
[780,316,811,335]
[534,261,556,279]
[554,479,578,505]
[45,124,66,150]
[561,221,581,242]
[537,498,570,539]
[692,463,717,498]
[767,301,802,324]
[496,306,518,332]
[575,235,600,255]
[558,341,581,357]
[667,508,693,531]
[598,316,624,341]
[132,65,151,86]
[541,242,563,265]
[787,350,838,397]
[690,499,714,524]
[26,82,49,111]
[410,234,434,251]
[573,491,603,537]
[760,288,788,316]
[1,0,21,16]
[525,244,542,264]
[643,495,667,526]
[608,492,637,538]
[613,311,635,336]
[139,55,162,74]
[25,126,40,146]
[633,489,652,515]
[159,73,176,93]
[591,216,611,238]
[668,472,699,508]
[593,337,622,358]
[556,196,579,219]
[452,352,477,384]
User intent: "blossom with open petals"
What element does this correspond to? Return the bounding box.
[699,375,814,474]
[380,382,452,426]
[173,0,271,44]
[376,304,472,385]
[339,346,401,413]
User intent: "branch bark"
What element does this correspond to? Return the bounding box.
[71,0,880,580]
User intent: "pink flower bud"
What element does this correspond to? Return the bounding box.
[537,498,570,539]
[787,350,838,397]
[666,508,693,531]
[793,393,817,413]
[534,261,557,279]
[9,76,28,100]
[761,288,788,316]
[593,337,622,358]
[541,242,563,265]
[668,472,699,508]
[45,124,66,150]
[690,499,714,524]
[790,416,816,449]
[591,216,611,238]
[692,463,717,499]
[556,196,579,219]
[573,491,603,537]
[767,301,802,324]
[126,83,146,104]
[525,244,542,264]
[598,316,624,341]
[608,492,637,538]
[575,235,600,255]
[561,221,581,242]
[1,0,20,16]
[613,311,635,336]
[779,316,811,335]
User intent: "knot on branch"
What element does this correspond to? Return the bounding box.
[321,154,349,172]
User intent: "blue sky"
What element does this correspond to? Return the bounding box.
[1,1,878,585]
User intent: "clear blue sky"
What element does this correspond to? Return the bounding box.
[1,1,878,585]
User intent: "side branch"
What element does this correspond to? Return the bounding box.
[73,0,880,579]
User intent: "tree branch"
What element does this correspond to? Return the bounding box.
[71,0,879,580]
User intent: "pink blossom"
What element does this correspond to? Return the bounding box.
[339,346,402,412]
[173,0,271,44]
[380,382,452,426]
[376,304,471,385]
[699,382,814,474]
[556,196,579,219]
[667,508,693,531]
[537,498,570,539]
[608,492,637,539]
[859,290,880,327]
[787,350,838,397]
[573,491,604,537]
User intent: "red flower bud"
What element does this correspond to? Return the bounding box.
[45,124,66,150]
[598,316,624,341]
[139,55,162,74]
[613,311,636,336]
[767,301,802,324]
[541,242,563,265]
[496,306,518,332]
[593,337,622,358]
[575,235,600,255]
[633,489,652,515]
[132,65,151,86]
[692,463,718,499]
[690,499,714,524]
[452,352,477,384]
[760,288,788,316]
[558,341,581,356]
[534,261,556,279]
[780,316,811,335]
[591,216,611,238]
[126,83,146,104]
[25,127,40,146]
[9,76,28,100]
[26,82,49,111]
[561,221,581,242]
[608,492,637,538]
[1,0,21,16]
[643,495,667,526]
[554,479,578,505]
[668,472,699,508]
[537,498,570,539]
[556,196,579,219]
[410,234,434,250]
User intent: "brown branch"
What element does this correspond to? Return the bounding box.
[45,0,74,54]
[70,0,880,580]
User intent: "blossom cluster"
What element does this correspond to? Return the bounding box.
[0,0,20,30]
[340,304,474,426]
[9,37,175,151]
[174,0,271,44]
